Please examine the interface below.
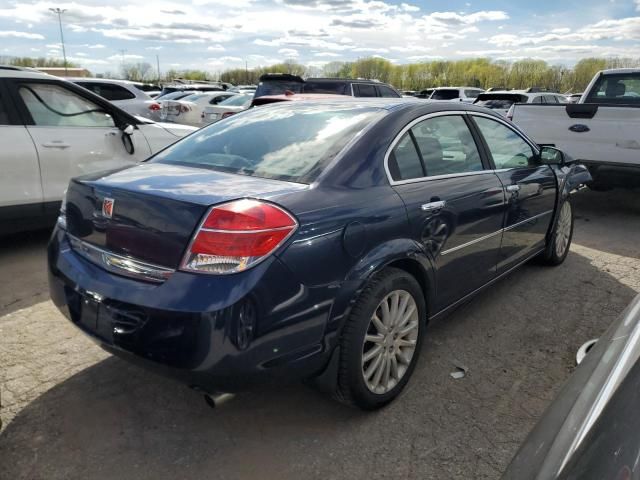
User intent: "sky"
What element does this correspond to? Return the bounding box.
[0,0,639,75]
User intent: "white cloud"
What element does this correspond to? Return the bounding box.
[0,30,44,39]
[278,48,299,57]
[207,44,226,51]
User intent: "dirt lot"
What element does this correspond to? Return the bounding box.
[1,189,639,480]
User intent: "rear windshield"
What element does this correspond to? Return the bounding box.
[255,80,304,98]
[431,89,460,100]
[303,81,348,95]
[152,105,385,183]
[218,93,252,106]
[584,74,640,104]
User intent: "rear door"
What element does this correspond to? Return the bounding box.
[9,79,151,204]
[353,83,378,97]
[0,79,43,223]
[470,113,557,272]
[388,112,506,312]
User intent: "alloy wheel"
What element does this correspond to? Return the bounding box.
[555,202,572,257]
[361,290,419,394]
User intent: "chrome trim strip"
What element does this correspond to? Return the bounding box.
[503,210,553,232]
[68,234,174,283]
[441,229,503,256]
[200,226,293,234]
[440,209,553,256]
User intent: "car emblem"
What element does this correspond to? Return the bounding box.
[102,198,115,218]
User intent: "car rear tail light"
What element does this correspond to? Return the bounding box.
[221,111,235,119]
[149,103,161,111]
[181,199,298,274]
[180,105,192,113]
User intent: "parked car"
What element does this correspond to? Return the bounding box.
[154,90,197,102]
[228,85,256,93]
[159,91,236,126]
[429,87,484,102]
[201,92,254,124]
[502,294,640,480]
[415,88,434,99]
[565,93,583,103]
[0,66,197,235]
[254,73,401,98]
[474,90,568,116]
[48,98,590,410]
[510,68,640,189]
[68,77,161,120]
[158,81,227,98]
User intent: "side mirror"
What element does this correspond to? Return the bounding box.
[122,124,135,136]
[120,124,135,155]
[539,146,565,166]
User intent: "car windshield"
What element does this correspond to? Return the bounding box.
[152,105,385,183]
[180,93,211,102]
[218,93,252,106]
[431,89,460,100]
[585,74,640,104]
[161,91,196,101]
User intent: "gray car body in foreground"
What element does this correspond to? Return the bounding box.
[503,294,640,479]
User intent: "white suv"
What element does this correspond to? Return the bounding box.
[0,67,197,235]
[474,90,569,117]
[429,87,484,102]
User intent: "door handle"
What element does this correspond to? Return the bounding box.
[41,142,70,149]
[421,200,446,212]
[506,184,520,193]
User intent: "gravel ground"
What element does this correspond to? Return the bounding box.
[0,189,639,480]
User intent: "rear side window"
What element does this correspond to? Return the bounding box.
[543,95,559,104]
[353,84,377,97]
[388,133,424,181]
[19,83,115,128]
[464,90,481,98]
[411,116,483,176]
[304,81,348,95]
[377,85,400,98]
[153,105,385,183]
[585,74,640,104]
[473,117,536,169]
[431,89,460,100]
[78,82,136,101]
[531,96,543,104]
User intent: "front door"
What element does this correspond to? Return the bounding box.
[10,80,151,204]
[388,113,506,312]
[470,114,557,273]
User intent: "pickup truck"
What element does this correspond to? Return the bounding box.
[510,68,640,189]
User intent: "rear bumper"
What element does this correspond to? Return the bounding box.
[47,228,334,392]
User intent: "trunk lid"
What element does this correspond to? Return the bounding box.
[65,163,308,269]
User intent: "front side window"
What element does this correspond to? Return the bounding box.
[218,93,252,107]
[153,105,385,184]
[473,116,537,169]
[464,89,481,98]
[19,83,115,127]
[377,85,400,98]
[411,115,484,176]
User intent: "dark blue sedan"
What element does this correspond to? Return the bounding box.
[48,99,590,410]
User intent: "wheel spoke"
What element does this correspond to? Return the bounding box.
[372,354,387,388]
[371,314,386,334]
[397,294,410,324]
[396,350,410,365]
[399,321,418,338]
[396,338,416,348]
[382,354,391,389]
[363,345,382,363]
[388,292,399,327]
[380,300,391,328]
[365,352,383,380]
[365,333,385,344]
[390,354,399,380]
[397,304,416,330]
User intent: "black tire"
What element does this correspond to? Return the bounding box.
[334,267,426,410]
[539,198,574,266]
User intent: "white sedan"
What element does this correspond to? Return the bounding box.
[159,91,236,126]
[201,93,254,125]
[0,67,197,235]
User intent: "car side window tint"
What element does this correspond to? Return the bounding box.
[388,133,425,181]
[0,89,10,125]
[354,84,377,97]
[411,115,484,176]
[19,83,115,128]
[474,116,537,169]
[377,85,399,98]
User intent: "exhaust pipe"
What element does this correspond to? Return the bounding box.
[204,392,236,409]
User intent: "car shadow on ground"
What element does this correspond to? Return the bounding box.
[1,243,637,480]
[0,228,52,316]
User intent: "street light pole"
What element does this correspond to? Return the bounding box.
[49,8,68,76]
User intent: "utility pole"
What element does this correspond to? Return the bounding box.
[245,60,248,84]
[156,54,161,83]
[49,8,68,76]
